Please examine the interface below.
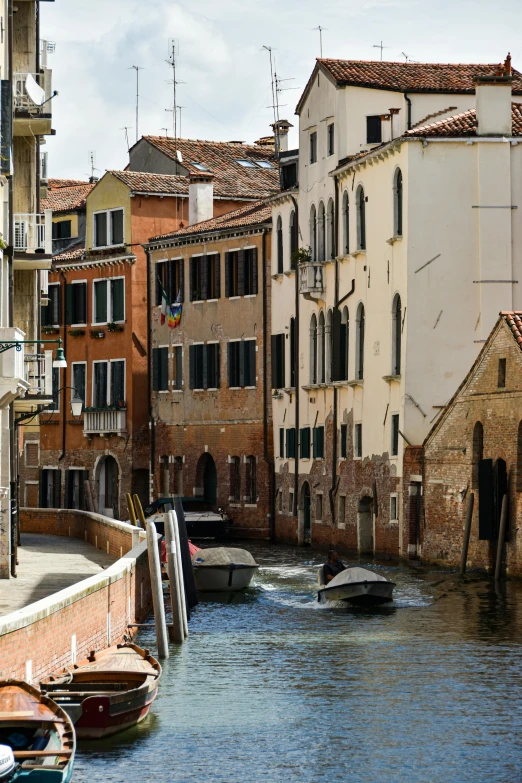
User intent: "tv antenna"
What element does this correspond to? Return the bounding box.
[177,106,185,139]
[262,45,280,153]
[88,150,100,182]
[129,65,143,142]
[401,52,417,63]
[312,26,327,58]
[166,39,186,149]
[120,126,131,151]
[160,127,169,137]
[372,41,390,61]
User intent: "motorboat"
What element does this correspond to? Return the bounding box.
[0,680,76,781]
[192,547,259,592]
[40,642,161,740]
[144,498,228,539]
[317,566,395,606]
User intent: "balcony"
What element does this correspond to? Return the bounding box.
[13,211,53,268]
[23,352,53,403]
[13,70,53,136]
[0,327,30,408]
[299,261,325,301]
[84,408,127,436]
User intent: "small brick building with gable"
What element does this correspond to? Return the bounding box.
[423,312,522,575]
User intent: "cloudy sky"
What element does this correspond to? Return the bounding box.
[41,0,522,179]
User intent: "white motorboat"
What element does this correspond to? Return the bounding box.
[192,547,259,592]
[317,566,395,606]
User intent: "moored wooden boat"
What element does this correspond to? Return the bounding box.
[40,643,161,740]
[192,547,259,592]
[317,566,395,606]
[0,680,75,781]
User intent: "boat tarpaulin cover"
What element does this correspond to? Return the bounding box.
[327,567,389,589]
[192,547,258,567]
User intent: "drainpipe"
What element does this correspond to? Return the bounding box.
[290,194,299,518]
[261,226,275,541]
[58,270,67,461]
[146,248,155,502]
[8,0,15,575]
[329,175,340,525]
[404,92,412,130]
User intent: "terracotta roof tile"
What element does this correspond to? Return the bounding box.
[107,170,190,195]
[501,311,522,349]
[52,241,85,262]
[141,137,279,200]
[42,182,95,213]
[150,200,271,243]
[47,178,90,189]
[405,102,522,137]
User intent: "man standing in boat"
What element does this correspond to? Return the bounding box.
[323,550,346,583]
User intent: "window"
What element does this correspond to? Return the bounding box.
[288,490,294,513]
[189,343,220,389]
[225,249,257,297]
[50,367,60,411]
[286,428,296,459]
[498,358,506,388]
[340,424,347,458]
[338,307,349,381]
[276,216,283,274]
[245,456,256,504]
[310,130,317,163]
[318,202,325,262]
[281,161,298,190]
[326,309,333,384]
[160,456,169,497]
[243,248,257,295]
[152,347,168,392]
[93,362,107,408]
[52,220,71,240]
[366,115,382,144]
[290,318,296,388]
[278,489,283,511]
[65,282,87,326]
[25,441,39,467]
[357,186,366,250]
[256,160,274,169]
[309,204,317,262]
[310,314,317,385]
[354,423,362,458]
[472,421,483,489]
[190,162,210,171]
[339,495,346,524]
[93,277,125,323]
[327,123,334,156]
[356,303,365,380]
[230,456,241,502]
[392,294,402,376]
[228,339,256,387]
[66,469,88,510]
[93,360,125,407]
[318,311,326,384]
[42,283,61,326]
[394,168,403,237]
[289,210,298,269]
[271,333,285,389]
[313,426,324,459]
[391,414,399,456]
[327,198,335,259]
[174,456,184,495]
[156,258,184,304]
[279,428,284,458]
[236,159,257,168]
[342,192,349,254]
[316,493,323,520]
[390,494,398,521]
[108,360,124,406]
[300,427,311,459]
[190,254,220,301]
[40,468,61,508]
[172,345,182,391]
[72,363,86,408]
[94,208,124,248]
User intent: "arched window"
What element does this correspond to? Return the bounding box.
[276,215,283,274]
[245,456,257,504]
[318,311,326,383]
[310,314,317,384]
[230,456,240,502]
[342,191,349,254]
[356,303,365,380]
[357,186,366,250]
[327,198,335,259]
[472,422,483,490]
[309,204,317,262]
[394,168,403,237]
[326,309,333,383]
[392,294,402,376]
[289,209,298,269]
[340,306,349,381]
[318,202,326,262]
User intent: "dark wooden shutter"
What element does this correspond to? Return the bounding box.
[178,259,185,302]
[225,252,230,297]
[166,260,173,301]
[189,345,196,389]
[248,341,256,387]
[75,283,87,324]
[215,254,221,299]
[152,348,160,391]
[278,334,285,389]
[216,344,221,388]
[478,458,495,540]
[53,470,61,508]
[251,247,258,294]
[175,346,182,390]
[227,342,233,387]
[331,308,341,381]
[95,281,108,323]
[39,470,47,508]
[41,302,49,327]
[238,249,245,296]
[340,424,347,458]
[111,279,125,322]
[201,255,208,301]
[190,258,196,301]
[271,335,278,389]
[367,115,382,144]
[65,284,74,326]
[239,341,246,387]
[202,343,208,389]
[339,321,347,380]
[279,428,284,458]
[111,360,125,403]
[160,348,168,391]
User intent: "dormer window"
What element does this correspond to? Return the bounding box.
[190,162,210,171]
[94,208,124,248]
[256,161,274,169]
[236,159,257,168]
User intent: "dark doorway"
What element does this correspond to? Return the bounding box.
[358,495,373,555]
[203,454,217,507]
[301,481,311,545]
[97,455,119,518]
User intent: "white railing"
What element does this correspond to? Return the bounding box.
[14,211,52,254]
[84,409,127,436]
[13,70,52,112]
[0,327,29,407]
[299,262,325,298]
[24,352,52,397]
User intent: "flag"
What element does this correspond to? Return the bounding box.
[159,278,169,326]
[168,290,182,329]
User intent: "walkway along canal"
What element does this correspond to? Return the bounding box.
[73,543,522,783]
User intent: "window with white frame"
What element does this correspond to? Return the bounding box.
[50,367,60,412]
[66,281,87,326]
[43,283,61,326]
[227,339,256,388]
[72,362,86,409]
[92,360,125,408]
[93,277,125,324]
[93,208,124,248]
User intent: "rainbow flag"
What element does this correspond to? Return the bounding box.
[168,290,182,329]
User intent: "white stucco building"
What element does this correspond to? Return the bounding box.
[270,55,522,558]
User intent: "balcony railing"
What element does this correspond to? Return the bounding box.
[14,212,52,254]
[24,353,52,398]
[0,327,29,408]
[84,408,127,436]
[13,70,52,113]
[299,261,325,300]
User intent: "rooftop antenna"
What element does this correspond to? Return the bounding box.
[312,26,327,58]
[88,150,99,183]
[400,52,417,63]
[129,65,143,142]
[177,106,185,139]
[262,45,280,153]
[372,41,390,61]
[166,39,185,151]
[120,126,131,152]
[160,127,169,137]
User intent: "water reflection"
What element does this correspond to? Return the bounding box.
[72,543,522,783]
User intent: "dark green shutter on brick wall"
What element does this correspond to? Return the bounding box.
[251,247,258,294]
[300,427,311,459]
[94,281,107,323]
[152,348,159,392]
[111,279,125,322]
[65,284,74,326]
[237,249,245,296]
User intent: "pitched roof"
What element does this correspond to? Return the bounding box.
[107,170,189,195]
[297,58,522,113]
[405,102,522,137]
[47,178,90,189]
[42,182,95,213]
[140,137,279,200]
[149,200,271,243]
[502,311,522,348]
[52,240,85,262]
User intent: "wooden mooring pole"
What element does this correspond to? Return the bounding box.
[171,510,189,638]
[495,494,508,582]
[146,520,169,659]
[165,512,184,643]
[459,492,474,576]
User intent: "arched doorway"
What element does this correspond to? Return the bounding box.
[96,455,119,518]
[301,481,311,546]
[357,495,373,555]
[195,453,218,508]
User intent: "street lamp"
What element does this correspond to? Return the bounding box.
[70,394,83,418]
[0,337,67,369]
[53,344,67,369]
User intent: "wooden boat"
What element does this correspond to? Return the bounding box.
[40,643,161,740]
[192,547,259,592]
[0,680,75,781]
[317,566,395,606]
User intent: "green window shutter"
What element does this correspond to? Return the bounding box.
[215,344,221,388]
[201,256,208,301]
[227,342,234,387]
[313,427,317,459]
[111,360,125,404]
[178,259,185,303]
[271,335,278,389]
[300,427,311,459]
[239,341,246,387]
[215,254,221,298]
[331,308,341,382]
[94,280,108,323]
[41,302,49,327]
[174,346,182,390]
[65,284,74,326]
[156,262,164,306]
[246,340,256,387]
[225,252,230,297]
[189,345,196,389]
[340,424,347,458]
[111,278,125,322]
[152,348,160,392]
[74,283,87,324]
[251,247,258,294]
[237,249,245,296]
[279,428,284,458]
[158,347,168,391]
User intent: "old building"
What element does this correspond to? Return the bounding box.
[271,56,522,558]
[43,178,95,254]
[146,200,273,538]
[423,312,522,576]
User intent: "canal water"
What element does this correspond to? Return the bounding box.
[72,543,522,783]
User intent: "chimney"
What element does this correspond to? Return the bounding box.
[271,119,293,154]
[474,54,513,136]
[188,173,214,226]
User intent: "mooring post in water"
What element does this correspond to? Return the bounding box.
[172,510,189,638]
[459,492,475,576]
[495,494,508,582]
[146,521,169,659]
[165,512,184,644]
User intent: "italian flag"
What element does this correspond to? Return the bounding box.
[159,280,169,326]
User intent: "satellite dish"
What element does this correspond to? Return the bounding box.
[25,73,45,107]
[176,150,183,163]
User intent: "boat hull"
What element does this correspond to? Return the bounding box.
[194,565,258,592]
[318,580,395,606]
